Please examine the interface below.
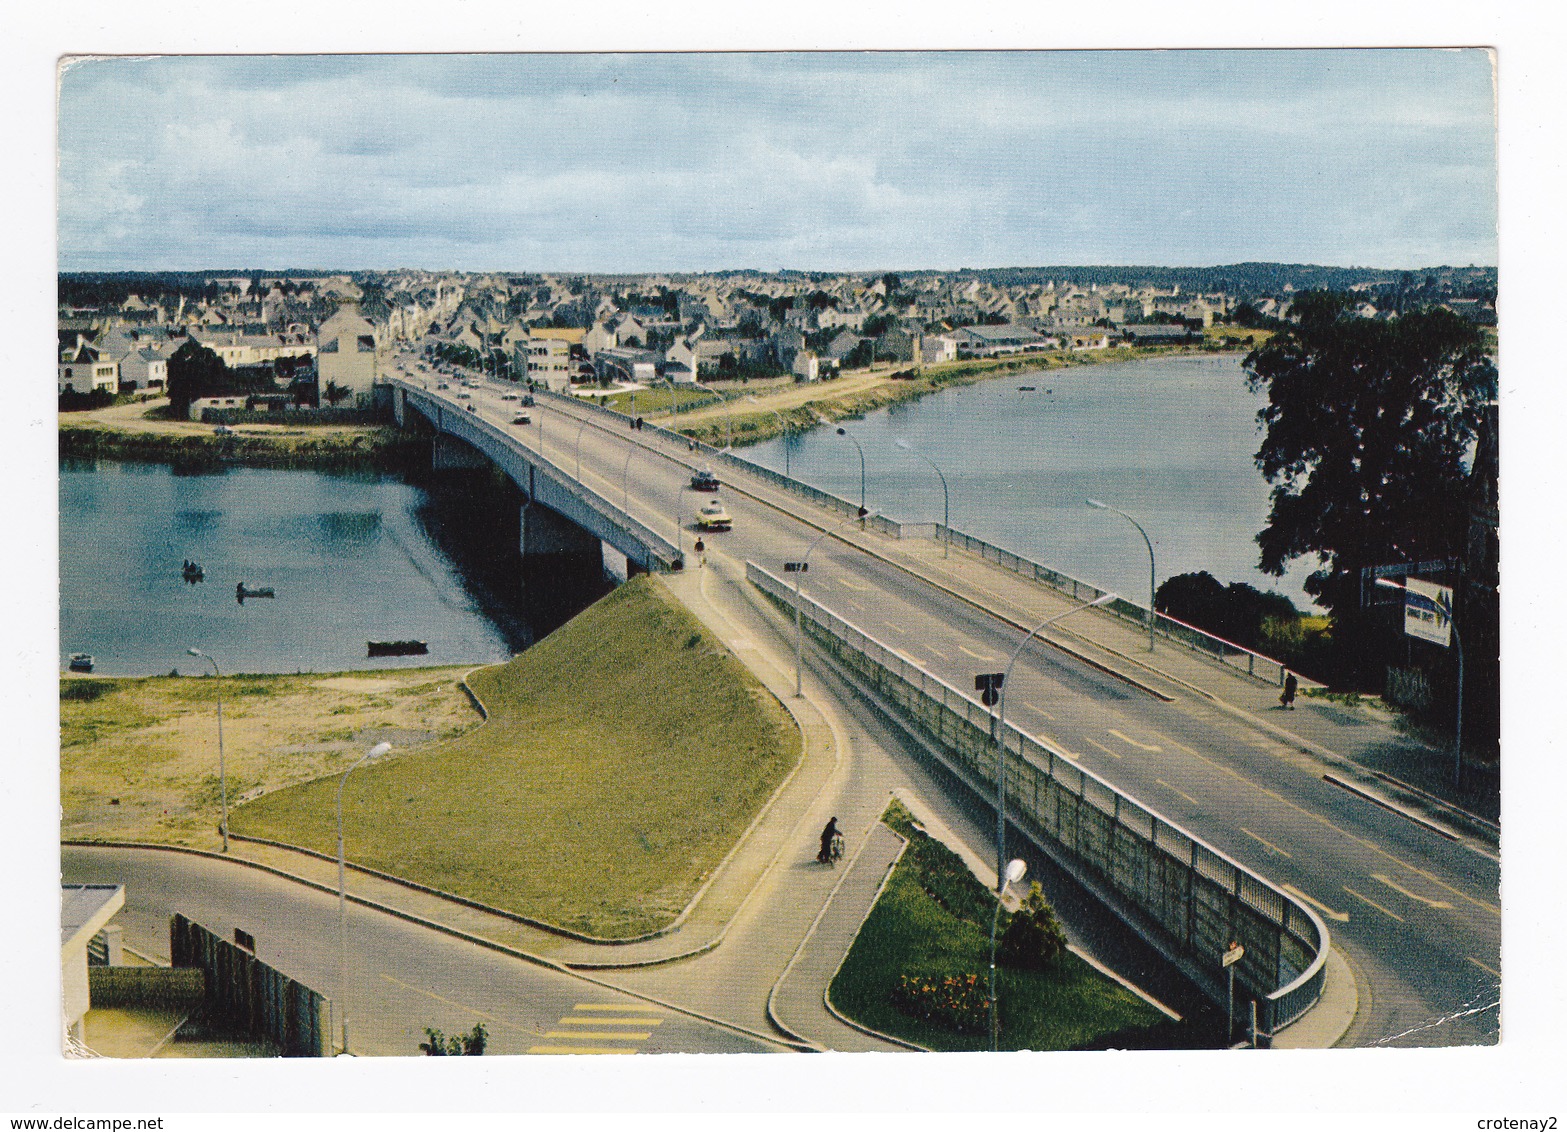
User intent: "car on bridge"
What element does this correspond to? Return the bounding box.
[691,467,720,492]
[511,412,531,426]
[695,497,732,531]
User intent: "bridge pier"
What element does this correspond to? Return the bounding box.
[432,433,490,471]
[520,501,603,573]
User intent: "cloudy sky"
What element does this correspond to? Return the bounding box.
[57,50,1497,273]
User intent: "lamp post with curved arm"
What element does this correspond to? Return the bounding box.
[336,740,392,1054]
[1086,499,1157,651]
[574,418,591,482]
[186,648,228,852]
[746,395,792,479]
[835,427,867,523]
[622,442,636,516]
[981,591,1116,1049]
[894,438,950,557]
[787,511,878,698]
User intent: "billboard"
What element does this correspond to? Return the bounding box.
[1403,577,1453,647]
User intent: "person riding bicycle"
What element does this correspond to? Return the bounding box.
[818,817,842,863]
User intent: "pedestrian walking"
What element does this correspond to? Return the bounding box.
[1280,671,1298,710]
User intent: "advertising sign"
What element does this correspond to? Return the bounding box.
[1403,577,1453,647]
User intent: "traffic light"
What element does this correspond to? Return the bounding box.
[975,672,1004,707]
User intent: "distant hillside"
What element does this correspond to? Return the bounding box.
[955,263,1497,297]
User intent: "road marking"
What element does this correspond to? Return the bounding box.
[884,623,908,635]
[1344,886,1405,923]
[1281,883,1350,923]
[1107,729,1162,753]
[848,601,867,613]
[543,1030,651,1040]
[1170,740,1206,759]
[1156,778,1199,805]
[921,646,950,661]
[1137,727,1497,916]
[1016,702,1056,723]
[556,1016,662,1026]
[837,577,869,591]
[1372,873,1453,910]
[378,974,545,1037]
[1467,957,1500,978]
[527,1045,638,1055]
[1084,736,1123,759]
[958,644,995,661]
[1240,827,1292,858]
[573,1004,665,1013]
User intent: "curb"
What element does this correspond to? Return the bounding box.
[765,817,907,1052]
[62,839,807,1053]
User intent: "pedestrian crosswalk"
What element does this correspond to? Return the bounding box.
[528,1002,665,1055]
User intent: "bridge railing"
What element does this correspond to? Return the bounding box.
[746,560,1328,1042]
[394,380,682,571]
[529,382,1296,684]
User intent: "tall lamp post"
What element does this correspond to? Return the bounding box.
[186,648,228,853]
[977,591,1116,1049]
[745,395,792,479]
[894,438,950,558]
[785,510,878,698]
[574,418,591,482]
[1377,577,1465,786]
[1086,499,1157,651]
[336,740,392,1055]
[835,427,867,523]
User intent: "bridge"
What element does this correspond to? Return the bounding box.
[381,358,1499,1048]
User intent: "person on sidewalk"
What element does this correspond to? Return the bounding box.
[1280,671,1298,710]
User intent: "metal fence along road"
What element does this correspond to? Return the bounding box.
[746,561,1328,1042]
[529,382,1296,686]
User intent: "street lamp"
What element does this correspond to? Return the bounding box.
[835,427,867,522]
[894,438,950,558]
[622,441,636,516]
[1086,499,1157,651]
[336,739,392,1055]
[978,591,1116,1049]
[746,395,791,479]
[574,417,591,482]
[785,511,878,699]
[1377,576,1465,786]
[186,648,228,853]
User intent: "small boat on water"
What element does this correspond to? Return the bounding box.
[1018,385,1036,391]
[367,640,429,658]
[181,560,205,582]
[236,583,276,602]
[68,653,94,673]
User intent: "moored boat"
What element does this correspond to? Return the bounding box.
[367,640,429,658]
[68,653,94,672]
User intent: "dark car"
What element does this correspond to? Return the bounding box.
[691,467,720,492]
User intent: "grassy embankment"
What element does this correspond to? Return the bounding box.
[829,800,1179,1052]
[667,342,1241,449]
[228,575,801,938]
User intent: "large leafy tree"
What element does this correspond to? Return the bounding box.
[164,339,231,416]
[1244,291,1495,622]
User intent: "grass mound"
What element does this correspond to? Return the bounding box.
[230,576,801,938]
[829,800,1171,1051]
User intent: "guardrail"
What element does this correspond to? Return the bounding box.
[530,380,1295,683]
[392,379,683,571]
[746,560,1328,1042]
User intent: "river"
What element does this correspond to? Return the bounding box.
[745,352,1315,611]
[58,458,608,676]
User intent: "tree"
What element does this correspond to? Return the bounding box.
[998,883,1067,970]
[164,339,231,416]
[1243,292,1495,681]
[418,1022,487,1055]
[322,381,353,407]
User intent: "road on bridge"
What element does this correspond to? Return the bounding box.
[395,357,1501,1047]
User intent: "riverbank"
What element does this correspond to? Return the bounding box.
[58,397,424,469]
[665,342,1244,449]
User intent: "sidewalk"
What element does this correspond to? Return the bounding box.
[768,820,913,1052]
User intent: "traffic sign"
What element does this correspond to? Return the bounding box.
[975,673,1004,707]
[1223,941,1245,968]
